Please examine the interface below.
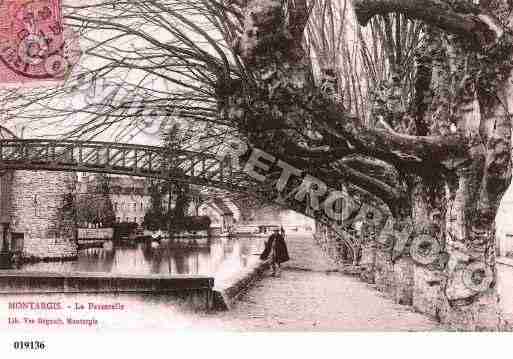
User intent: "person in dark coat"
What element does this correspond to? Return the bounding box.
[260,229,290,276]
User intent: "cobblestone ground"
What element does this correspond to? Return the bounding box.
[205,233,440,331]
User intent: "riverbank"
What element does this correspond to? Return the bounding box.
[202,233,440,330]
[0,233,442,330]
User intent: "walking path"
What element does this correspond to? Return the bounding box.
[208,233,440,331]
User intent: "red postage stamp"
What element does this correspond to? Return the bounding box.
[0,0,77,87]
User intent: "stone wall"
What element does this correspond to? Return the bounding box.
[6,171,78,260]
[0,171,12,223]
[23,237,78,261]
[0,271,214,310]
[0,171,13,253]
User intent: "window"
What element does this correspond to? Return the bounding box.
[133,203,137,211]
[140,203,143,211]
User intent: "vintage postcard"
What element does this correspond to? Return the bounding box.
[0,0,513,355]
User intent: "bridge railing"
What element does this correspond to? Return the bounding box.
[0,139,258,192]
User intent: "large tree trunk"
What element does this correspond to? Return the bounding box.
[371,175,505,330]
[220,0,513,330]
[378,60,513,329]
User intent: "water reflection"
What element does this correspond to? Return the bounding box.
[19,237,264,281]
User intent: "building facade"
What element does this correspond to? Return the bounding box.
[77,175,240,230]
[78,174,151,225]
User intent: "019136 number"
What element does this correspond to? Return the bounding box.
[13,341,46,350]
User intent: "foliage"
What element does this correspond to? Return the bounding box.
[172,216,211,231]
[143,179,166,230]
[75,194,116,227]
[160,121,193,229]
[75,174,116,227]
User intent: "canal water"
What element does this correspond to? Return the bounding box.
[18,236,266,284]
[0,236,268,331]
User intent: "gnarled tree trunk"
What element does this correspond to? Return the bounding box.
[219,0,513,330]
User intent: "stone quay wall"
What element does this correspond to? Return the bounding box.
[0,271,214,311]
[23,237,78,261]
[5,171,79,261]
